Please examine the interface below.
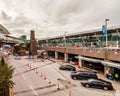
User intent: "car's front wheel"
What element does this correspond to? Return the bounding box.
[103,87,108,91]
[73,76,77,80]
[85,84,89,88]
[59,68,62,70]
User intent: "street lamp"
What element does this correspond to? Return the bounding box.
[64,32,67,47]
[105,19,109,48]
[46,38,48,46]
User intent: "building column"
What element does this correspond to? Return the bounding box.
[64,53,68,63]
[55,52,58,59]
[78,55,83,68]
[46,51,48,57]
[104,65,114,76]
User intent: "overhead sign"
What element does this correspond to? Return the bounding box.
[102,25,106,34]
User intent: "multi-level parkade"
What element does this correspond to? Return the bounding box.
[38,26,120,79]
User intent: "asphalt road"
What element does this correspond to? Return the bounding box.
[8,55,114,96]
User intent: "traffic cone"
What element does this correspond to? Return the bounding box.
[44,74,46,80]
[27,64,29,67]
[35,68,38,74]
[68,90,72,96]
[34,68,36,72]
[48,79,51,84]
[57,83,60,90]
[40,72,43,77]
[29,64,31,69]
[77,65,81,69]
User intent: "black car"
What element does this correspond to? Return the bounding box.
[81,79,113,91]
[59,65,76,71]
[71,71,98,80]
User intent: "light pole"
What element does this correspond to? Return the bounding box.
[105,19,109,48]
[64,32,67,47]
[46,38,48,46]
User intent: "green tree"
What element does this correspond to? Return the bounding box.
[1,56,5,65]
[0,57,15,96]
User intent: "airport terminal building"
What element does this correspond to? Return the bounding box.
[39,26,120,80]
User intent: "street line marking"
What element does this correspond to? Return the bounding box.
[22,74,26,80]
[29,84,38,96]
[77,88,112,96]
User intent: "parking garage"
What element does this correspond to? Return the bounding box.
[83,61,104,72]
[68,54,79,65]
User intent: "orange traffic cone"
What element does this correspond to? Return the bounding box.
[57,83,60,90]
[48,79,51,84]
[77,65,81,69]
[27,64,29,67]
[29,64,31,69]
[40,72,43,77]
[68,90,72,96]
[44,74,46,80]
[36,68,38,74]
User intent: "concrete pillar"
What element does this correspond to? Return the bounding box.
[104,65,114,76]
[55,52,58,59]
[64,53,68,63]
[46,51,48,57]
[78,55,83,68]
[104,59,114,76]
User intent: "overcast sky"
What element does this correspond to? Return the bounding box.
[0,0,120,39]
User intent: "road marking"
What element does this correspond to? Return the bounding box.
[22,74,26,80]
[29,84,38,96]
[77,88,112,96]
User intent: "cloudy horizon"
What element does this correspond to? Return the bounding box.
[0,0,120,39]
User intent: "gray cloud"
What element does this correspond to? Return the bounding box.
[0,0,120,39]
[0,10,11,22]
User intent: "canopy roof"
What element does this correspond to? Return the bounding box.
[0,24,10,34]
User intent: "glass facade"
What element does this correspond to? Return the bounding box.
[39,29,120,47]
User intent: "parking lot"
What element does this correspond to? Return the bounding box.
[8,55,120,96]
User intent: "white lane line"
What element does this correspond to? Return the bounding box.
[21,71,38,96]
[29,84,38,96]
[78,88,112,96]
[22,74,26,80]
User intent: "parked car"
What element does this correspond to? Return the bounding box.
[81,79,113,91]
[59,65,76,71]
[71,71,98,80]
